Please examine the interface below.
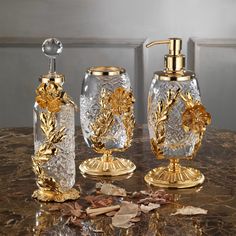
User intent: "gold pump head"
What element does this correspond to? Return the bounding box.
[146,38,194,81]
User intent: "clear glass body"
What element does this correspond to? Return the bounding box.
[33,101,75,192]
[148,76,201,159]
[80,72,134,152]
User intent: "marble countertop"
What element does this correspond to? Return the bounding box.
[0,126,236,235]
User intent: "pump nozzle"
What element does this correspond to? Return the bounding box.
[146,38,185,73]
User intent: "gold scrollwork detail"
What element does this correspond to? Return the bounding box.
[90,87,135,153]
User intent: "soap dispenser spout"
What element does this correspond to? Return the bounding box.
[146,38,185,73]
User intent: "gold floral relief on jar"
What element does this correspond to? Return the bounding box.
[146,88,211,188]
[181,93,211,134]
[33,82,79,202]
[90,87,135,153]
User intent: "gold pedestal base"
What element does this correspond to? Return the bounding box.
[79,154,136,176]
[32,188,80,202]
[144,159,204,188]
[81,172,133,182]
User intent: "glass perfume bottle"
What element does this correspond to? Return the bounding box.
[145,38,211,188]
[79,66,136,176]
[32,38,80,202]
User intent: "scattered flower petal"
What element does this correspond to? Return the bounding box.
[112,202,139,228]
[136,190,172,205]
[140,203,160,214]
[84,195,113,208]
[171,206,208,216]
[61,202,83,218]
[100,183,126,197]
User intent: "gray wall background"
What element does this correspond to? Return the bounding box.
[0,0,236,130]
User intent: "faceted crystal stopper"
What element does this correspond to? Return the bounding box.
[42,38,63,58]
[42,38,63,74]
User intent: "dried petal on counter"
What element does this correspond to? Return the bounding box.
[84,195,113,208]
[48,202,84,219]
[171,206,208,216]
[100,183,127,197]
[61,202,83,218]
[136,190,172,205]
[112,202,139,229]
[139,197,169,204]
[140,203,160,214]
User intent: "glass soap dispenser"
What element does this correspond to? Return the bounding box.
[145,38,211,188]
[32,38,80,202]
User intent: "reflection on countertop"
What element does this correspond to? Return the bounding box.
[0,126,235,235]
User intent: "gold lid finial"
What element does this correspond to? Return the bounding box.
[146,38,185,73]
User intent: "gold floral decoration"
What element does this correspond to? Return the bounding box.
[181,93,211,158]
[150,90,211,160]
[150,89,180,159]
[181,93,211,133]
[32,82,77,200]
[90,87,135,153]
[110,87,135,115]
[36,82,75,113]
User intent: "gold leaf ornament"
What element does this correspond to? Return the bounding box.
[150,89,180,159]
[33,109,67,196]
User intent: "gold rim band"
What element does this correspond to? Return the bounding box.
[154,70,195,81]
[39,73,65,83]
[87,66,126,76]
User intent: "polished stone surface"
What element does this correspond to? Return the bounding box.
[0,126,236,235]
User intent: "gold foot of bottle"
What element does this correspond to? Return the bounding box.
[79,153,136,176]
[32,188,80,202]
[144,159,204,188]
